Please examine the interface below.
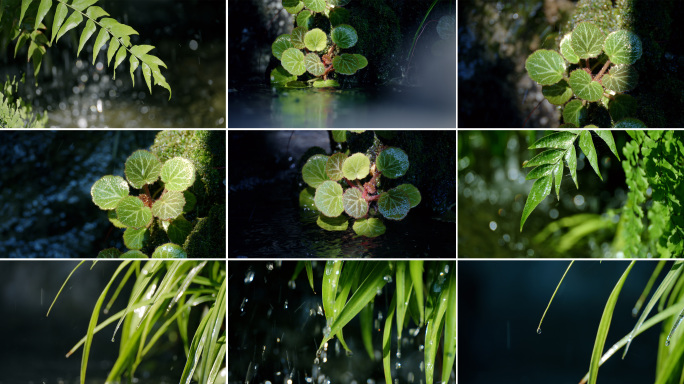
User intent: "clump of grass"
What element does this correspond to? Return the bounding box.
[48,260,226,384]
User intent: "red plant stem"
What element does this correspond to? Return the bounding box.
[345,178,361,191]
[594,60,612,83]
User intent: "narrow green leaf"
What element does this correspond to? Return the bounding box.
[593,130,620,160]
[51,2,69,44]
[579,130,602,181]
[14,32,30,59]
[425,268,450,384]
[142,54,167,68]
[588,261,635,384]
[19,0,33,26]
[305,261,314,291]
[529,131,578,149]
[520,175,552,231]
[129,55,139,86]
[409,260,424,326]
[113,46,127,77]
[70,0,98,12]
[35,0,52,31]
[31,45,46,78]
[396,261,412,340]
[92,28,109,64]
[526,164,556,180]
[130,44,155,58]
[149,65,172,100]
[565,144,578,188]
[322,261,343,330]
[524,149,565,168]
[99,18,138,39]
[106,36,120,66]
[77,19,97,57]
[383,295,397,384]
[552,161,562,200]
[442,270,456,384]
[142,63,152,93]
[55,10,83,43]
[360,301,375,360]
[85,5,109,20]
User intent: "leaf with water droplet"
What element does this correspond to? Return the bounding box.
[91,175,129,210]
[377,147,409,179]
[161,157,195,192]
[378,188,410,220]
[529,131,578,149]
[603,30,642,65]
[303,154,330,188]
[520,175,552,231]
[151,243,187,258]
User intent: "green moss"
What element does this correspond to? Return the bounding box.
[184,204,226,258]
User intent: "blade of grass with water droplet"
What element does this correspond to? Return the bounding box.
[588,261,635,384]
[396,261,412,341]
[425,270,449,384]
[319,262,390,351]
[383,295,397,384]
[442,269,456,384]
[198,277,226,381]
[409,260,424,326]
[623,261,682,358]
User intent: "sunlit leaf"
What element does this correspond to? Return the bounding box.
[342,153,370,180]
[520,175,552,231]
[524,149,565,168]
[35,0,52,31]
[51,2,68,44]
[314,180,344,217]
[343,187,368,219]
[529,131,577,149]
[525,50,566,85]
[305,52,326,76]
[152,190,186,220]
[602,64,638,93]
[565,144,578,188]
[303,0,326,12]
[92,28,110,65]
[526,164,556,180]
[352,218,386,237]
[161,157,196,192]
[302,154,330,188]
[560,32,579,64]
[570,22,605,59]
[579,130,602,180]
[270,65,298,85]
[569,69,603,102]
[325,152,347,181]
[290,27,307,49]
[91,175,129,210]
[603,30,642,65]
[281,47,306,76]
[116,196,153,228]
[304,28,327,51]
[296,9,313,29]
[125,150,162,188]
[594,130,620,160]
[151,243,187,258]
[377,147,409,179]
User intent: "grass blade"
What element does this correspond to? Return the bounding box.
[396,261,413,341]
[383,295,397,384]
[409,260,425,326]
[588,261,635,384]
[425,266,450,384]
[360,300,375,360]
[442,268,456,384]
[537,261,574,334]
[47,260,87,317]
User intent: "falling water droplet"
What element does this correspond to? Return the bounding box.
[284,300,289,309]
[267,262,274,271]
[537,327,542,335]
[288,280,296,289]
[244,270,255,284]
[395,362,402,369]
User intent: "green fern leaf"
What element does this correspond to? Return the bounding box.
[19,0,33,26]
[92,28,109,64]
[50,2,68,44]
[142,54,167,68]
[35,0,52,31]
[520,175,552,231]
[85,5,109,19]
[55,10,83,43]
[130,45,155,57]
[77,19,97,56]
[129,55,139,86]
[579,130,602,181]
[142,62,152,93]
[70,0,98,12]
[113,46,127,78]
[99,18,138,39]
[106,36,120,66]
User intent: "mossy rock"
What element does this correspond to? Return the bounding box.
[183,204,226,258]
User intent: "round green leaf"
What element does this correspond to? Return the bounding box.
[291,26,307,49]
[325,152,347,181]
[284,1,304,14]
[542,79,573,105]
[107,209,126,228]
[91,175,129,210]
[152,190,186,220]
[563,99,587,127]
[161,157,195,192]
[343,187,368,219]
[608,94,637,122]
[329,7,350,26]
[314,180,344,217]
[603,30,642,65]
[305,52,326,76]
[123,227,148,250]
[299,187,318,211]
[303,0,326,12]
[281,47,306,76]
[317,214,348,231]
[302,154,330,188]
[304,28,327,51]
[560,32,579,64]
[376,147,409,179]
[394,184,421,208]
[524,49,566,85]
[352,218,386,237]
[120,250,148,258]
[151,243,187,258]
[98,248,123,258]
[352,54,368,69]
[313,79,340,87]
[342,153,371,180]
[125,149,162,189]
[167,215,193,245]
[570,22,605,59]
[270,65,298,85]
[602,64,638,93]
[116,196,153,228]
[331,24,358,48]
[272,34,293,60]
[296,10,313,29]
[378,189,410,220]
[569,69,603,102]
[614,118,647,128]
[332,53,362,75]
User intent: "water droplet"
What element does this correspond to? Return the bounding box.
[244,270,255,284]
[383,275,393,283]
[395,362,402,369]
[284,300,288,309]
[346,350,353,357]
[537,327,542,335]
[267,262,274,271]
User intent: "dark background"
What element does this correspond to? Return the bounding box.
[460,260,666,384]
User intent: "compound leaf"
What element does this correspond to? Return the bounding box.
[579,130,602,180]
[314,180,344,217]
[77,19,97,57]
[304,28,327,51]
[525,50,566,85]
[281,47,306,76]
[353,218,386,237]
[520,175,552,231]
[331,24,358,49]
[378,188,410,221]
[570,22,605,59]
[55,9,83,43]
[151,243,187,258]
[377,147,409,179]
[161,157,196,192]
[343,187,368,219]
[116,196,153,228]
[603,30,642,65]
[125,149,162,188]
[302,154,330,188]
[152,190,186,220]
[342,153,370,180]
[91,175,129,210]
[70,0,98,12]
[325,152,347,181]
[569,69,603,102]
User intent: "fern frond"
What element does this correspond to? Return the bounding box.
[11,0,172,99]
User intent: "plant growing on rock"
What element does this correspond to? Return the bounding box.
[91,149,196,258]
[270,0,367,88]
[300,139,420,237]
[525,21,646,127]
